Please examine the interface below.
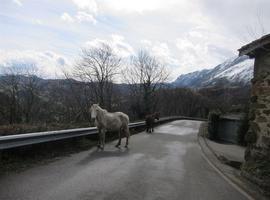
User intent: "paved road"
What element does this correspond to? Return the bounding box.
[0,120,247,200]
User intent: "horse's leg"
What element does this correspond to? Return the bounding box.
[115,129,122,148]
[97,129,101,148]
[125,126,130,148]
[100,129,105,150]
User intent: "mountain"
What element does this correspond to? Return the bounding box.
[173,55,254,88]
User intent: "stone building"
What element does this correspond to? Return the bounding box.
[238,34,270,194]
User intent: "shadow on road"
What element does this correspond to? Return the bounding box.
[77,147,130,165]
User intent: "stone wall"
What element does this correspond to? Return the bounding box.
[250,72,270,146]
[242,66,270,195]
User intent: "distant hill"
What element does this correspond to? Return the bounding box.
[173,56,254,88]
[0,55,254,90]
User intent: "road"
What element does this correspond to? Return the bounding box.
[0,120,247,200]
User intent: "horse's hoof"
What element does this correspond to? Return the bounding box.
[115,145,121,148]
[124,145,128,148]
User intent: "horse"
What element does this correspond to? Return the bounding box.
[145,112,160,133]
[90,104,130,150]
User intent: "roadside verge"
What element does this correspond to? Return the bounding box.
[198,123,268,200]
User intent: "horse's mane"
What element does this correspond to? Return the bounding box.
[96,105,108,116]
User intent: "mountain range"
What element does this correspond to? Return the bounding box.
[173,55,254,88]
[0,55,254,90]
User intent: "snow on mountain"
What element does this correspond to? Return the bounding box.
[173,55,254,88]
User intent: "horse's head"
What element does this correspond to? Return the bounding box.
[90,104,99,119]
[154,112,160,120]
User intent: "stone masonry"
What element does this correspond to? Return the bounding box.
[239,34,270,194]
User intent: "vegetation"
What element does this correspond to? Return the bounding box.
[237,114,249,146]
[207,111,221,140]
[123,50,169,117]
[0,44,251,136]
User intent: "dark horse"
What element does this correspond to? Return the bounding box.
[145,112,160,133]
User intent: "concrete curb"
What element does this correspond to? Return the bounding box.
[198,135,268,200]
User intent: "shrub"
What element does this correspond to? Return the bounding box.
[207,111,220,140]
[237,114,249,146]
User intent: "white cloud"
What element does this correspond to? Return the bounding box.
[152,43,179,65]
[140,40,179,66]
[76,11,97,24]
[61,12,75,23]
[110,34,134,57]
[61,12,97,24]
[140,40,152,47]
[31,19,43,25]
[100,0,180,13]
[61,0,98,24]
[72,0,98,14]
[175,28,237,74]
[13,0,22,7]
[85,34,134,58]
[4,0,270,81]
[61,2,97,24]
[0,50,70,78]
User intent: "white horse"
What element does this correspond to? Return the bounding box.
[90,104,130,150]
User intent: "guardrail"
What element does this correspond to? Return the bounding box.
[0,116,206,150]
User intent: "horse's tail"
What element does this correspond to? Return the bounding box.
[120,114,130,139]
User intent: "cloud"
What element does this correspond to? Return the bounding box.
[61,11,97,24]
[100,0,180,13]
[140,40,179,66]
[61,0,98,24]
[3,0,270,81]
[31,19,43,25]
[13,0,22,7]
[76,11,97,24]
[72,0,98,14]
[175,28,237,75]
[110,34,134,57]
[85,34,134,57]
[61,12,74,23]
[0,50,70,78]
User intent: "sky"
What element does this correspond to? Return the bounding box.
[0,0,269,81]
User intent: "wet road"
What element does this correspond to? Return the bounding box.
[0,120,247,200]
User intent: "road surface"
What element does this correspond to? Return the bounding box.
[0,120,247,200]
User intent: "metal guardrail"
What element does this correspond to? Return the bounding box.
[0,116,206,150]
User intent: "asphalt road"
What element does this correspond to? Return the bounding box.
[0,120,247,200]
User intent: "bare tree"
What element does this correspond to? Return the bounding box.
[59,74,93,123]
[0,66,22,124]
[20,66,40,123]
[243,9,268,42]
[74,43,121,110]
[124,50,169,117]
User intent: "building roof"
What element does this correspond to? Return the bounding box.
[238,34,270,58]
